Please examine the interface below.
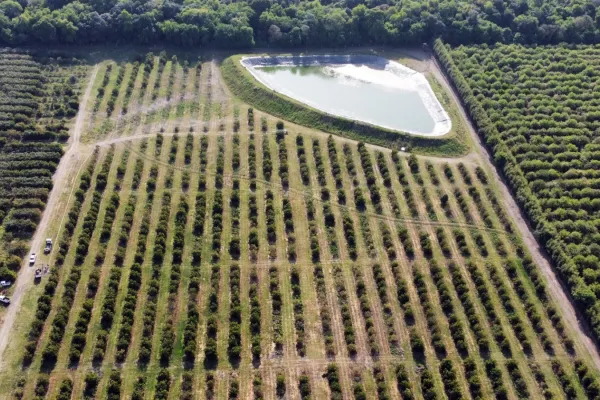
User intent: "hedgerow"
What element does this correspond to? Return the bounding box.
[247,107,255,131]
[249,266,261,364]
[106,370,122,400]
[265,190,277,259]
[211,192,224,264]
[253,373,263,400]
[205,372,215,400]
[32,374,49,400]
[130,376,146,400]
[420,368,437,400]
[389,261,415,325]
[94,63,112,112]
[229,179,241,260]
[298,373,311,399]
[138,190,172,364]
[306,198,320,262]
[353,372,367,400]
[105,63,126,116]
[114,162,154,362]
[178,372,194,400]
[262,133,272,182]
[326,364,343,400]
[427,260,468,356]
[332,266,357,357]
[413,268,446,356]
[447,262,490,353]
[322,199,339,258]
[395,364,414,400]
[357,142,382,214]
[248,133,257,191]
[352,265,379,356]
[276,372,286,398]
[373,365,389,400]
[269,265,283,355]
[228,264,242,365]
[296,134,310,186]
[342,212,357,260]
[159,195,189,364]
[290,267,305,356]
[439,359,464,400]
[229,376,240,399]
[204,264,221,368]
[313,264,335,357]
[154,368,170,400]
[82,372,99,399]
[359,215,376,258]
[56,378,73,400]
[276,129,289,188]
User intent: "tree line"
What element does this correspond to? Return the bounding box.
[0,0,599,48]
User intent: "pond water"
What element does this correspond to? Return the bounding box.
[242,55,451,136]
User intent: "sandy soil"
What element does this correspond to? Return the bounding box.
[0,65,99,366]
[427,52,600,371]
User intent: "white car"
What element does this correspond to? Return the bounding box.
[29,253,36,265]
[0,296,10,305]
[0,281,11,288]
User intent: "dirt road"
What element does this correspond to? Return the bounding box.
[0,65,99,366]
[427,54,600,370]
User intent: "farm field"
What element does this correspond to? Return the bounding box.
[1,49,600,400]
[436,41,600,356]
[0,50,88,323]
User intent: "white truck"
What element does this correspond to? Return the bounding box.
[0,295,10,305]
[29,253,36,266]
[0,280,11,288]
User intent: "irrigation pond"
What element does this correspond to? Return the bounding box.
[242,55,451,136]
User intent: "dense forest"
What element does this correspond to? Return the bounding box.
[0,0,599,48]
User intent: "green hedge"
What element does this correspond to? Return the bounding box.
[433,39,600,342]
[220,55,468,157]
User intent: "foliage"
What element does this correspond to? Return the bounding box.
[436,38,600,344]
[1,1,598,48]
[228,264,242,365]
[0,51,79,278]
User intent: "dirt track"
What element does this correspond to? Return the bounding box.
[427,53,600,371]
[0,65,99,366]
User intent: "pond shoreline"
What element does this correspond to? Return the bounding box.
[241,54,451,137]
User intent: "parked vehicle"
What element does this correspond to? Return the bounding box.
[0,281,11,288]
[34,269,43,279]
[29,253,36,265]
[0,295,10,305]
[44,238,52,254]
